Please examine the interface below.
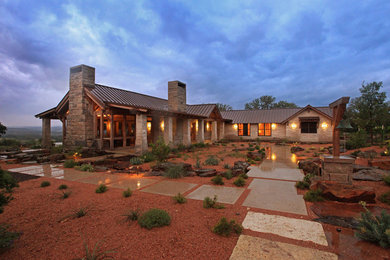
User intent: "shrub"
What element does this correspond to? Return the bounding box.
[0,169,18,213]
[233,176,246,187]
[123,188,132,198]
[95,184,108,194]
[203,196,225,209]
[130,157,143,165]
[239,173,248,179]
[40,181,50,187]
[172,193,187,204]
[247,147,255,151]
[138,209,171,229]
[346,130,368,150]
[223,164,230,169]
[58,184,68,190]
[164,165,185,179]
[223,170,233,180]
[383,175,390,186]
[62,191,71,199]
[295,181,310,190]
[211,175,224,185]
[75,164,94,172]
[123,209,140,222]
[195,156,201,169]
[193,142,207,148]
[379,192,390,205]
[355,202,390,248]
[75,208,87,218]
[64,159,77,168]
[212,217,243,237]
[205,156,219,166]
[255,145,260,150]
[0,224,20,249]
[142,152,155,163]
[151,137,170,162]
[77,240,116,260]
[303,189,324,202]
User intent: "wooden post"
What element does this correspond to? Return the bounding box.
[110,113,114,150]
[122,117,126,147]
[329,97,350,157]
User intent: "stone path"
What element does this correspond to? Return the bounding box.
[141,180,197,196]
[186,185,245,204]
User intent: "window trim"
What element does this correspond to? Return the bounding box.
[238,123,250,136]
[300,121,317,134]
[258,123,272,136]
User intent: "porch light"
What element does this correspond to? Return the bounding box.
[321,122,328,129]
[206,122,210,130]
[291,123,297,129]
[233,124,238,130]
[271,153,276,161]
[196,120,199,131]
[160,121,164,131]
[147,122,152,132]
[271,123,276,130]
[291,153,297,163]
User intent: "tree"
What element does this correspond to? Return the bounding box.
[0,122,6,137]
[245,95,275,110]
[272,100,298,108]
[348,81,389,144]
[216,103,232,111]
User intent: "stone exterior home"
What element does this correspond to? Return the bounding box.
[36,64,335,154]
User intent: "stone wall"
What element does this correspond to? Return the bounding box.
[168,81,186,112]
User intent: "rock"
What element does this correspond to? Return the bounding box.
[48,153,65,162]
[113,161,130,170]
[352,164,372,173]
[147,171,164,176]
[94,166,109,172]
[291,146,304,153]
[312,181,376,203]
[186,171,196,177]
[21,161,38,164]
[247,151,265,161]
[195,168,217,177]
[129,166,143,173]
[353,168,389,181]
[151,162,192,172]
[298,159,322,175]
[231,161,250,176]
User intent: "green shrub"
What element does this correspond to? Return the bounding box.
[223,164,230,169]
[0,169,18,213]
[295,181,310,190]
[355,202,390,248]
[212,217,242,237]
[58,184,68,190]
[255,145,260,150]
[0,224,20,249]
[123,209,140,221]
[123,188,132,198]
[223,170,233,180]
[233,176,246,187]
[77,240,116,260]
[75,164,94,172]
[95,184,108,194]
[138,209,171,229]
[151,137,170,162]
[195,156,201,169]
[247,147,255,151]
[193,142,207,148]
[383,175,390,186]
[172,193,187,204]
[346,130,368,150]
[64,159,77,168]
[62,191,71,199]
[164,165,185,179]
[130,157,143,165]
[142,152,155,163]
[203,196,225,209]
[304,189,324,202]
[205,156,219,166]
[211,175,224,185]
[239,173,248,179]
[379,192,390,205]
[40,181,50,187]
[75,208,87,218]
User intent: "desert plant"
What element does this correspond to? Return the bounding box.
[195,156,201,169]
[151,137,170,162]
[239,173,248,179]
[130,157,143,165]
[138,209,171,230]
[383,175,390,186]
[76,164,95,172]
[212,217,243,237]
[295,181,310,190]
[164,164,185,179]
[355,202,390,248]
[223,164,230,169]
[172,193,187,204]
[223,170,233,180]
[303,189,324,202]
[58,184,68,190]
[211,175,224,185]
[0,224,20,249]
[233,176,246,187]
[379,192,390,205]
[203,195,225,209]
[0,169,18,213]
[40,181,51,187]
[123,209,140,222]
[64,159,77,168]
[95,184,108,194]
[205,156,219,166]
[142,152,155,163]
[76,240,116,260]
[62,190,71,199]
[123,188,132,198]
[75,208,87,218]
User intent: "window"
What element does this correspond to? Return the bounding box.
[238,123,250,136]
[258,123,272,136]
[301,122,317,133]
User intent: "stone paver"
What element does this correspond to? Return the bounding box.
[242,212,328,246]
[141,180,197,196]
[186,184,245,204]
[247,178,297,194]
[77,173,127,185]
[58,171,103,181]
[247,166,303,181]
[108,178,158,190]
[230,235,338,260]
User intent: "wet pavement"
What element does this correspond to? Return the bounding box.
[186,184,245,204]
[141,180,197,196]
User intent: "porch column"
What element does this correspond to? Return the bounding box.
[98,111,103,150]
[218,121,225,140]
[109,113,114,150]
[174,118,183,145]
[61,118,66,144]
[211,121,217,141]
[196,119,205,143]
[122,117,126,147]
[152,115,162,143]
[135,113,148,155]
[163,116,173,146]
[42,118,51,149]
[182,119,191,146]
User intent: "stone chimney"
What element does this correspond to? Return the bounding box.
[65,65,96,148]
[168,80,186,112]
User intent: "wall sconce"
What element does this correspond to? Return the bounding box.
[271,123,276,130]
[321,122,328,129]
[196,120,199,131]
[271,153,276,161]
[233,124,238,130]
[160,121,164,131]
[291,153,297,163]
[291,123,297,129]
[147,122,152,132]
[206,122,210,130]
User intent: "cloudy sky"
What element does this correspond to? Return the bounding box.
[1,0,389,126]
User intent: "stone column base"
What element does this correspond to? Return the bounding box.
[322,155,354,184]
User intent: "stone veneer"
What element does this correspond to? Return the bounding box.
[322,155,354,184]
[168,80,186,112]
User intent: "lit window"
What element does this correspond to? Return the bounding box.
[258,123,271,136]
[238,123,250,136]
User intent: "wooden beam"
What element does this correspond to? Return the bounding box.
[329,97,350,108]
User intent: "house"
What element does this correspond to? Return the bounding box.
[35,64,335,155]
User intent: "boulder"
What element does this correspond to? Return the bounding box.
[298,159,322,175]
[291,146,304,153]
[151,162,192,172]
[231,161,250,176]
[48,153,65,162]
[246,151,265,161]
[94,166,109,172]
[195,168,217,177]
[353,168,389,181]
[113,161,130,170]
[186,171,196,177]
[352,164,371,173]
[312,181,376,203]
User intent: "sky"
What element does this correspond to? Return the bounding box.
[0,0,389,127]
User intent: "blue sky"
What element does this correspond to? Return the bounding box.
[0,0,389,126]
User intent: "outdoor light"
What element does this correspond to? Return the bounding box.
[321,122,328,129]
[291,153,297,163]
[271,153,276,161]
[137,181,141,188]
[160,121,164,131]
[233,124,238,130]
[196,120,199,131]
[291,123,297,129]
[271,123,276,130]
[206,122,210,130]
[147,122,152,131]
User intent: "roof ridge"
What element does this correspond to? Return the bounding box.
[221,108,303,112]
[187,103,217,106]
[95,83,168,102]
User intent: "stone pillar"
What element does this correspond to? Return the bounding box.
[163,116,173,146]
[182,119,191,146]
[151,115,162,143]
[322,156,354,184]
[168,81,186,112]
[109,113,114,150]
[196,119,205,143]
[211,121,217,141]
[218,121,225,140]
[135,113,148,155]
[174,118,184,145]
[42,118,51,149]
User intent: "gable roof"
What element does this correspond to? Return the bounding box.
[221,106,332,124]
